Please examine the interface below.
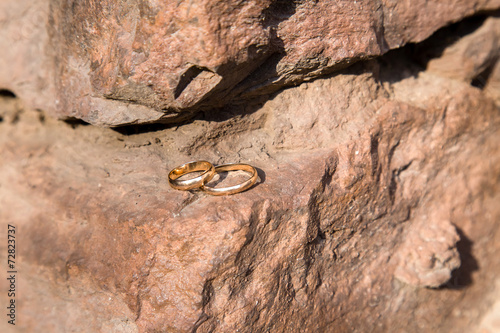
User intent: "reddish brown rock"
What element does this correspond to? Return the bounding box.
[1,0,500,126]
[1,17,500,331]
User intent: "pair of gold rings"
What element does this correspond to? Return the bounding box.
[168,161,258,196]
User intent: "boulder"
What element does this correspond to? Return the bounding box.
[1,0,500,126]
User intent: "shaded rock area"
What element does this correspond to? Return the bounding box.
[1,13,500,332]
[0,1,500,126]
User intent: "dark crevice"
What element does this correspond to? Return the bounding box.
[376,46,424,84]
[201,279,214,308]
[0,89,16,98]
[387,140,401,203]
[443,227,479,289]
[37,110,46,124]
[63,117,91,128]
[111,120,183,135]
[471,62,497,89]
[388,170,398,204]
[389,161,412,204]
[370,134,380,181]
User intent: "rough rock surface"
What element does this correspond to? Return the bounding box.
[1,1,500,126]
[1,16,500,333]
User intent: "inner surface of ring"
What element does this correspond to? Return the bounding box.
[203,164,256,191]
[170,162,212,181]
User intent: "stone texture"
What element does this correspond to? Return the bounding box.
[0,1,500,126]
[1,16,500,332]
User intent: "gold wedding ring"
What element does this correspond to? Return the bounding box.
[201,164,258,196]
[168,161,215,190]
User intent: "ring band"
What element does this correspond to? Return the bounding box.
[168,161,215,190]
[201,164,258,196]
